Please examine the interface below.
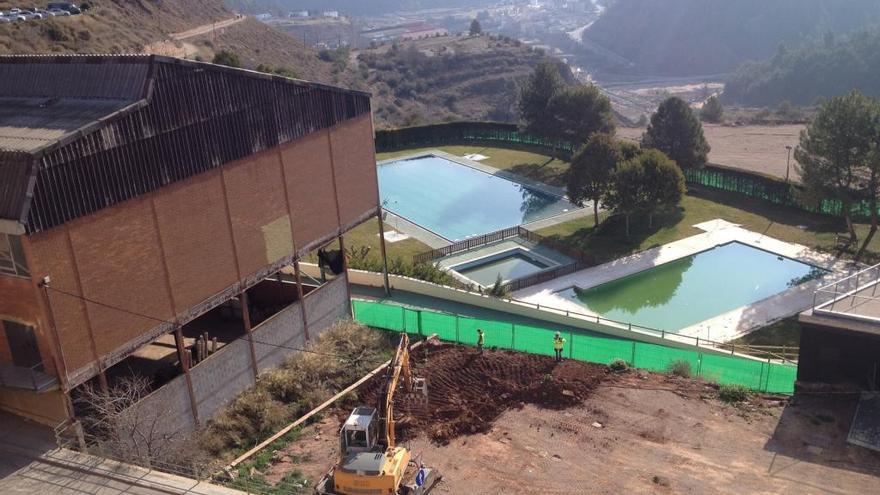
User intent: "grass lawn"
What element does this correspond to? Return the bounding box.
[376,145,570,187]
[538,188,880,265]
[341,219,430,263]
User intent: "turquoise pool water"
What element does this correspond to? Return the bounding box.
[456,251,550,286]
[558,242,825,332]
[378,155,577,241]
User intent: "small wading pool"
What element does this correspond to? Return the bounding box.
[557,242,826,332]
[378,154,577,241]
[453,249,552,287]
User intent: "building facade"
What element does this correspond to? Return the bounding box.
[0,55,383,429]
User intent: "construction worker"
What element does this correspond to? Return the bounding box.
[476,328,485,355]
[553,331,566,362]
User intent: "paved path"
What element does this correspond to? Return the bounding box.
[0,413,244,495]
[170,16,245,41]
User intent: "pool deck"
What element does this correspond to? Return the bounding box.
[512,219,855,343]
[377,150,591,248]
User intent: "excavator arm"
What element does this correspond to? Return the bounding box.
[379,333,412,450]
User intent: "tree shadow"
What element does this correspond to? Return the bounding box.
[508,159,565,187]
[541,207,686,264]
[689,187,847,235]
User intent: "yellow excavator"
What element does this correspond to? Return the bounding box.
[315,333,441,495]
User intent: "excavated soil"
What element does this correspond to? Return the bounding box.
[354,341,609,444]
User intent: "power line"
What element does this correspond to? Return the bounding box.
[44,284,369,361]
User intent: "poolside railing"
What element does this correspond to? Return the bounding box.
[413,226,593,265]
[412,226,523,264]
[811,262,880,321]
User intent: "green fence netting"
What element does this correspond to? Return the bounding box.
[353,300,797,394]
[376,121,880,221]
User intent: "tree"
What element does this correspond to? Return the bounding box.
[638,149,686,227]
[212,50,241,68]
[701,95,724,123]
[566,133,624,227]
[545,84,615,145]
[518,61,565,138]
[469,19,482,36]
[796,90,877,246]
[643,97,710,169]
[603,160,645,237]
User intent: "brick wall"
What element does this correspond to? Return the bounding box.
[23,117,377,389]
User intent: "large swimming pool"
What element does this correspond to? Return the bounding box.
[378,155,577,241]
[558,242,825,332]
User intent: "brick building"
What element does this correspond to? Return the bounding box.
[0,55,386,431]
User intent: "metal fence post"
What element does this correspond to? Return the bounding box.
[455,315,460,344]
[511,324,516,350]
[630,342,636,365]
[569,331,574,359]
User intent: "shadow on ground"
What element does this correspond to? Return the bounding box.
[764,393,880,485]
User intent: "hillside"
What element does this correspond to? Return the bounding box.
[358,35,574,128]
[724,28,880,106]
[0,0,349,86]
[581,0,880,77]
[226,0,497,16]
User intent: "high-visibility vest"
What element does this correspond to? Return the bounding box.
[553,336,565,350]
[477,333,485,345]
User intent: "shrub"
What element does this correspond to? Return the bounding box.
[200,321,393,456]
[489,274,510,298]
[667,359,692,378]
[718,384,750,403]
[212,50,241,68]
[609,359,629,372]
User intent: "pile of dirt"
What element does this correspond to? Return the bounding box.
[356,342,608,444]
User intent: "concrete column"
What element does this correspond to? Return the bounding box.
[173,326,200,426]
[239,292,260,378]
[293,261,311,341]
[376,207,391,296]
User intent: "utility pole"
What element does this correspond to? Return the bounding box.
[785,145,793,183]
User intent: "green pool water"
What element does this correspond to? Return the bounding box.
[558,242,825,332]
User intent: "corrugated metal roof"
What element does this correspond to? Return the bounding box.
[0,98,137,153]
[0,55,372,232]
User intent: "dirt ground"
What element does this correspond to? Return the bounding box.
[263,345,880,494]
[618,124,803,181]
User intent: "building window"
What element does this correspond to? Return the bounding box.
[2,320,42,369]
[0,234,29,277]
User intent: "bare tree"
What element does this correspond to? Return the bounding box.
[75,375,205,474]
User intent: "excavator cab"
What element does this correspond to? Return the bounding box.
[340,407,380,455]
[315,334,440,495]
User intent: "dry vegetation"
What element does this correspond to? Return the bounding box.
[0,1,350,87]
[199,321,394,461]
[358,35,571,128]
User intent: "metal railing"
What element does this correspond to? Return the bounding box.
[812,263,880,321]
[0,361,57,391]
[413,226,593,265]
[362,268,798,364]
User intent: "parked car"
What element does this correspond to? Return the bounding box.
[0,16,10,24]
[49,9,70,16]
[5,13,27,22]
[47,2,80,14]
[36,9,56,17]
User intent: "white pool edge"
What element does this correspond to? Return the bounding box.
[512,220,856,342]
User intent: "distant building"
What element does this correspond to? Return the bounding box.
[323,10,340,19]
[362,22,448,43]
[0,55,384,432]
[253,12,273,21]
[289,10,309,18]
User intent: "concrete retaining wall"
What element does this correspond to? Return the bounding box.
[121,274,351,435]
[300,264,749,360]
